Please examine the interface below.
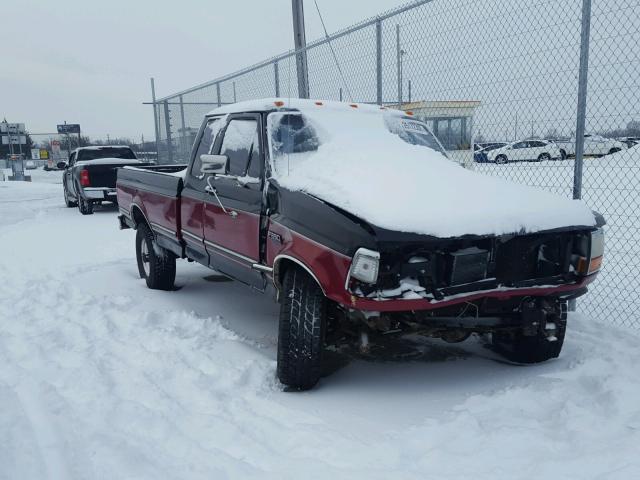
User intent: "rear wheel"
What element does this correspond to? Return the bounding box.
[136,223,176,290]
[492,301,567,363]
[277,266,327,390]
[78,197,93,215]
[495,155,508,164]
[560,149,567,160]
[537,153,551,162]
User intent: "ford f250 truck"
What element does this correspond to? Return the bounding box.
[117,99,605,390]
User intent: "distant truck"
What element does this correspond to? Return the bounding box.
[554,135,626,159]
[58,146,146,215]
[116,99,605,390]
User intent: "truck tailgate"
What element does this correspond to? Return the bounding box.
[117,165,188,244]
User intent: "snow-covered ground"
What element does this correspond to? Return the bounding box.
[1,169,639,479]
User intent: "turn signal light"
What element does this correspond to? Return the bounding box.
[577,255,603,275]
[80,169,90,187]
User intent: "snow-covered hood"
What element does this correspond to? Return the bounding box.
[269,104,596,239]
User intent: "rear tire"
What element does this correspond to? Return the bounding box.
[78,197,93,215]
[560,149,567,160]
[136,223,176,290]
[537,153,551,162]
[495,155,508,164]
[492,303,567,363]
[277,266,327,390]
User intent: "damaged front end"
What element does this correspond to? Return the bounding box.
[346,227,604,304]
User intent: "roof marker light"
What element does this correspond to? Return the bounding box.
[406,111,414,116]
[349,104,358,108]
[274,101,285,107]
[315,101,324,106]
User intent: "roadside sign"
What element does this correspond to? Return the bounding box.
[40,149,49,159]
[31,148,41,160]
[57,124,81,134]
[51,140,62,158]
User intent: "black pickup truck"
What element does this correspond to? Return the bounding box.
[58,146,147,214]
[117,98,605,390]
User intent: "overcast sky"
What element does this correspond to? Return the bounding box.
[0,0,403,140]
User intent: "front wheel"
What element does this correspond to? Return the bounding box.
[492,301,567,363]
[136,223,176,290]
[277,266,327,390]
[64,186,77,208]
[537,153,551,162]
[495,155,508,164]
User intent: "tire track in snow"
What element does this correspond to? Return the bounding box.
[13,378,71,480]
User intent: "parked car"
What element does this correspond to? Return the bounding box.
[485,139,561,164]
[555,135,626,159]
[59,145,146,215]
[25,160,37,170]
[117,99,605,390]
[474,142,507,163]
[618,137,639,148]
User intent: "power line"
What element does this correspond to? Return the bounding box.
[313,0,353,102]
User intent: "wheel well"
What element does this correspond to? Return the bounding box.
[273,256,326,297]
[130,204,149,229]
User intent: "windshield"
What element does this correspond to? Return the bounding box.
[77,147,136,161]
[267,109,447,175]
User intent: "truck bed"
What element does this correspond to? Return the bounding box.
[117,164,189,257]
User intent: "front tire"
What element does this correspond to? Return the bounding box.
[537,153,551,162]
[64,186,77,208]
[495,155,508,164]
[492,302,567,363]
[277,266,327,390]
[136,223,176,290]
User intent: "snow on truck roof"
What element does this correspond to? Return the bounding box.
[207,98,407,116]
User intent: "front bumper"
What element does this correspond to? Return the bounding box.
[83,187,118,201]
[345,273,597,312]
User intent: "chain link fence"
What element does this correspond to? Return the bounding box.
[151,0,639,328]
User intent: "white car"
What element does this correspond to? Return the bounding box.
[25,160,37,170]
[555,135,626,159]
[485,139,561,164]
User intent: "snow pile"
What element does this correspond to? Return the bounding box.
[260,99,596,237]
[1,171,639,479]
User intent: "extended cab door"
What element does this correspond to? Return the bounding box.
[203,113,265,289]
[181,117,224,265]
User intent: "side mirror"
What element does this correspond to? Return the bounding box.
[200,154,228,175]
[57,161,67,169]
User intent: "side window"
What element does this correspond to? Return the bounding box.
[220,119,258,176]
[246,130,262,178]
[513,142,527,149]
[191,118,221,178]
[531,141,546,147]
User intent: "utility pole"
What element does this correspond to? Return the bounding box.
[292,0,310,98]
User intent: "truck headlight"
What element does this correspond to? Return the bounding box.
[347,248,380,285]
[577,228,604,275]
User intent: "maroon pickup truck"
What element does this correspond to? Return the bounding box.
[117,99,605,390]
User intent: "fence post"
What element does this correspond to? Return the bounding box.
[292,0,310,98]
[216,82,221,107]
[376,19,382,105]
[396,24,402,107]
[573,0,592,202]
[179,95,186,161]
[150,78,161,160]
[274,62,280,97]
[570,0,592,313]
[163,100,173,163]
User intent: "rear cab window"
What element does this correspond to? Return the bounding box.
[191,117,223,178]
[77,147,136,161]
